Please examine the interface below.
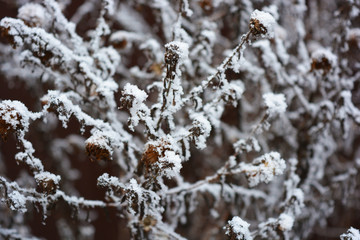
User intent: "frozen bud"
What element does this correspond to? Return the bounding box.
[225,216,253,240]
[35,172,61,194]
[85,133,113,161]
[249,10,276,39]
[0,100,30,140]
[310,49,337,75]
[18,3,46,28]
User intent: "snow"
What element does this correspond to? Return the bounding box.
[278,213,294,231]
[263,93,287,117]
[341,91,360,124]
[109,30,144,46]
[128,178,142,196]
[311,48,337,68]
[123,83,148,104]
[8,191,27,213]
[189,113,212,149]
[121,83,149,130]
[0,100,39,136]
[241,152,286,187]
[97,173,123,189]
[18,3,47,28]
[158,150,182,178]
[164,41,189,67]
[262,5,279,21]
[234,137,261,153]
[250,10,276,38]
[34,171,61,185]
[182,0,193,17]
[341,227,360,240]
[226,216,253,240]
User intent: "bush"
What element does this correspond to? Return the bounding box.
[0,0,359,239]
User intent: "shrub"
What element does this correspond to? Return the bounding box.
[0,0,359,239]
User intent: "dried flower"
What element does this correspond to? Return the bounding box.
[34,172,61,195]
[249,10,276,39]
[85,134,112,161]
[310,49,337,75]
[0,100,30,140]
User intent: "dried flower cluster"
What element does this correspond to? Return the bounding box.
[0,0,360,240]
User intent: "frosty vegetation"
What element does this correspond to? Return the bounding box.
[0,0,359,239]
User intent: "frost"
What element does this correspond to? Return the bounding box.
[34,172,61,185]
[0,100,35,136]
[0,1,359,239]
[189,113,212,149]
[278,213,294,231]
[8,191,27,213]
[241,152,286,187]
[158,150,182,178]
[164,41,189,67]
[341,227,360,240]
[225,216,253,240]
[121,83,149,130]
[250,10,276,38]
[234,137,261,153]
[263,93,287,117]
[18,3,47,28]
[311,48,337,69]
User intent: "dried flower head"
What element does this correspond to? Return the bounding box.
[140,139,182,178]
[85,134,112,161]
[35,172,61,195]
[164,41,189,67]
[141,140,170,167]
[0,100,30,140]
[249,10,276,39]
[310,49,337,75]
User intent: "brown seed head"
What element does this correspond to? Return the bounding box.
[85,136,112,161]
[0,106,23,141]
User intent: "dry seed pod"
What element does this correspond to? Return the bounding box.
[85,134,112,161]
[249,10,275,39]
[310,49,337,75]
[35,172,61,195]
[0,100,29,140]
[141,140,170,167]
